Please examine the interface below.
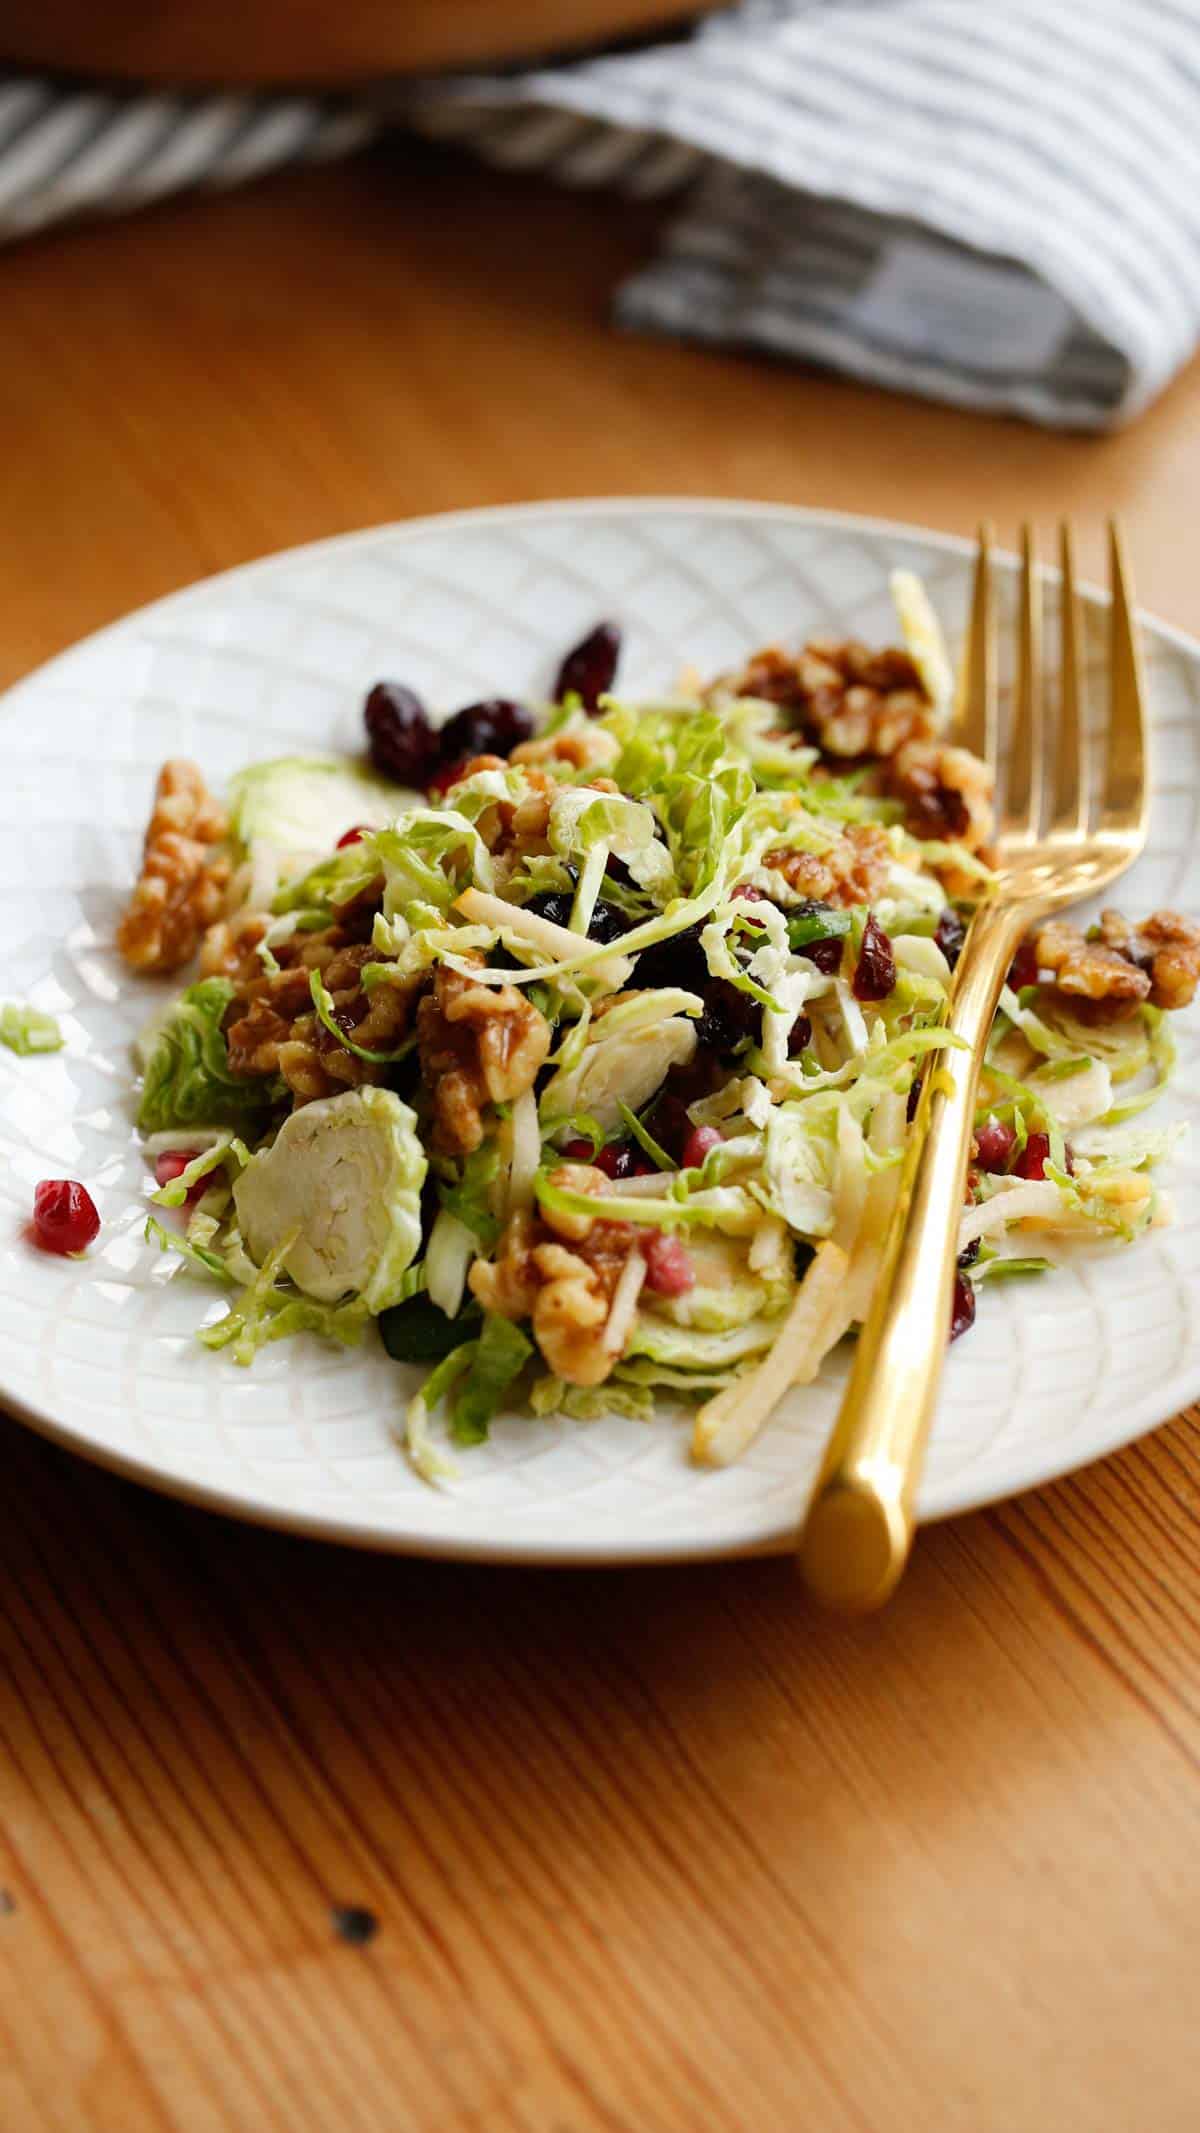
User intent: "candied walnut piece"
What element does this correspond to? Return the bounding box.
[885,740,995,854]
[416,957,551,1157]
[469,1206,638,1385]
[721,638,936,762]
[276,1029,344,1105]
[763,821,890,908]
[1096,908,1200,1013]
[540,1162,606,1243]
[576,1217,640,1288]
[220,914,417,1101]
[1031,916,1151,1018]
[117,760,231,975]
[225,998,293,1078]
[510,724,620,772]
[199,910,269,984]
[468,1209,543,1320]
[529,1241,612,1387]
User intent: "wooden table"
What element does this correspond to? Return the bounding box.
[5,142,1200,2133]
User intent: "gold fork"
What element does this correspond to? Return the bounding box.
[798,522,1149,1612]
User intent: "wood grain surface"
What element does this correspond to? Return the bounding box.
[3,0,723,86]
[4,143,1200,2132]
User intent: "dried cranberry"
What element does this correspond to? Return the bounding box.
[640,1233,695,1297]
[553,621,621,711]
[682,1125,721,1170]
[698,980,760,1056]
[1008,941,1039,992]
[336,824,370,849]
[1013,1131,1051,1180]
[788,1014,812,1058]
[958,1238,981,1270]
[934,906,967,969]
[852,915,896,1002]
[906,1071,924,1123]
[526,889,573,930]
[438,697,534,763]
[634,924,706,994]
[643,935,760,1055]
[585,900,633,946]
[33,1179,99,1255]
[788,899,849,974]
[526,890,629,944]
[950,1271,976,1342]
[562,1138,597,1161]
[808,936,847,977]
[975,1119,1016,1173]
[803,936,845,976]
[364,681,439,785]
[647,1094,690,1161]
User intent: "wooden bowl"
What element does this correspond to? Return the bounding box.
[4,1,720,86]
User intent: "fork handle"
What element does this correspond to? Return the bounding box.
[799,898,1034,1611]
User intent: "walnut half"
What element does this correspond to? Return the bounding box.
[469,1204,640,1387]
[1027,908,1200,1020]
[416,958,551,1157]
[117,760,231,976]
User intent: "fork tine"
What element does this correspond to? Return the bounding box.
[958,521,997,766]
[1004,523,1043,838]
[1101,520,1148,835]
[1050,522,1087,835]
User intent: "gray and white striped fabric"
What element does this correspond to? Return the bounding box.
[5,0,1200,429]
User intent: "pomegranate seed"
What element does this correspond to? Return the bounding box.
[631,1156,656,1177]
[949,1271,976,1342]
[427,757,469,797]
[852,914,896,1002]
[562,1138,595,1161]
[1008,941,1039,991]
[336,824,370,849]
[640,1232,695,1297]
[364,681,439,786]
[595,1142,640,1180]
[975,1119,1016,1173]
[33,1179,99,1256]
[553,621,621,711]
[153,1148,211,1210]
[154,1151,196,1187]
[682,1125,721,1170]
[731,885,768,931]
[1013,1131,1051,1180]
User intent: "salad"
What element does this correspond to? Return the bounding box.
[109,590,1200,1481]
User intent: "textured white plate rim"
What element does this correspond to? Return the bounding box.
[2,494,1197,1566]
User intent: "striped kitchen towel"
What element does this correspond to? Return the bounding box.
[4,0,1200,429]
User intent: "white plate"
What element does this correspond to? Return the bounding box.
[2,500,1198,1563]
